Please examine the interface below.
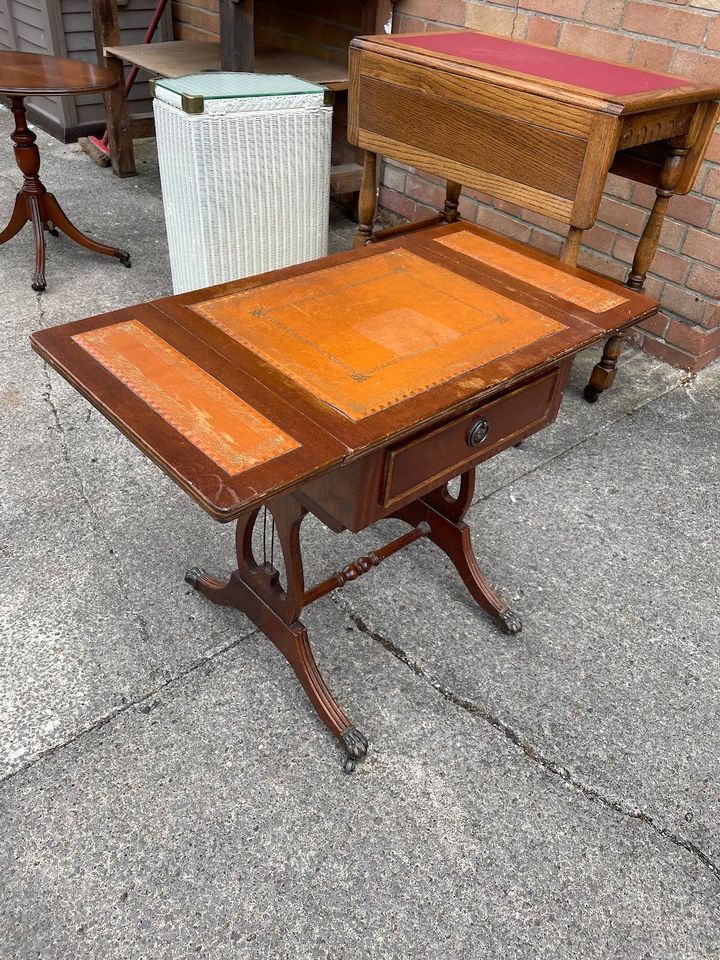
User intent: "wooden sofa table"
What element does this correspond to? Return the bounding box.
[31,222,656,771]
[349,30,720,402]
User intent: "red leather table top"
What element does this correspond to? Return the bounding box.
[393,32,692,97]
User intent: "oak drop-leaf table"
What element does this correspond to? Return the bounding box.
[32,223,657,771]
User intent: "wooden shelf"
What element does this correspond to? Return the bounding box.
[104,41,350,90]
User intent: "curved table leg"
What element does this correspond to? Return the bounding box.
[185,496,368,772]
[0,192,28,245]
[43,193,131,267]
[28,195,46,292]
[394,473,522,636]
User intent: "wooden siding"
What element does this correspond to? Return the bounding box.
[1,0,173,140]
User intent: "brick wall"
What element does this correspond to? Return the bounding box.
[380,0,720,371]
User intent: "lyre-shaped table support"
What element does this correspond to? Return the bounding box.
[185,468,520,772]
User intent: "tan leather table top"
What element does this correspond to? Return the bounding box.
[31,222,657,521]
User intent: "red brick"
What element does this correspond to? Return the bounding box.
[659,218,687,251]
[493,198,527,219]
[398,0,465,25]
[706,133,720,165]
[381,162,406,193]
[458,195,480,221]
[585,0,625,27]
[614,235,689,283]
[644,275,664,300]
[404,173,446,209]
[661,284,717,325]
[526,15,561,45]
[687,262,720,298]
[623,2,710,44]
[520,208,566,234]
[465,5,527,36]
[631,182,657,209]
[378,186,414,220]
[577,249,626,281]
[598,196,648,234]
[709,205,720,234]
[640,334,698,370]
[583,223,616,254]
[703,167,720,201]
[473,206,533,243]
[707,17,720,51]
[393,14,429,33]
[604,173,634,201]
[664,317,720,353]
[630,39,675,73]
[690,342,720,371]
[559,23,633,61]
[523,0,585,18]
[702,304,720,330]
[683,227,720,266]
[638,313,670,337]
[671,49,720,83]
[667,192,713,228]
[529,229,564,257]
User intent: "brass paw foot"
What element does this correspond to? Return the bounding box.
[340,725,368,773]
[497,608,522,635]
[31,272,46,292]
[117,249,131,268]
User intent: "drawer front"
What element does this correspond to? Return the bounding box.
[382,366,565,508]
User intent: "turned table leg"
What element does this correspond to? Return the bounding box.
[443,180,462,223]
[1,96,132,290]
[353,150,378,248]
[584,143,689,404]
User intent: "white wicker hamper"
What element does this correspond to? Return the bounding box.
[153,73,332,294]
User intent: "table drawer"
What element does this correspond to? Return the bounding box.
[382,366,565,508]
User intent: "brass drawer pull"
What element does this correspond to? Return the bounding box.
[467,417,490,447]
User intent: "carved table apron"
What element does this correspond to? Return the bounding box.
[31,221,658,771]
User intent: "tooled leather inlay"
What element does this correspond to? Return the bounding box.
[72,320,299,474]
[191,249,565,421]
[435,231,628,312]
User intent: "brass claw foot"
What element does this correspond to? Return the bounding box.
[117,249,131,268]
[497,608,522,635]
[340,725,368,773]
[184,566,206,588]
[31,272,46,292]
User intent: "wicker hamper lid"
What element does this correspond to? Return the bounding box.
[152,72,328,114]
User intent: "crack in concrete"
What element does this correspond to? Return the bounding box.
[0,623,259,789]
[335,595,719,885]
[40,352,154,649]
